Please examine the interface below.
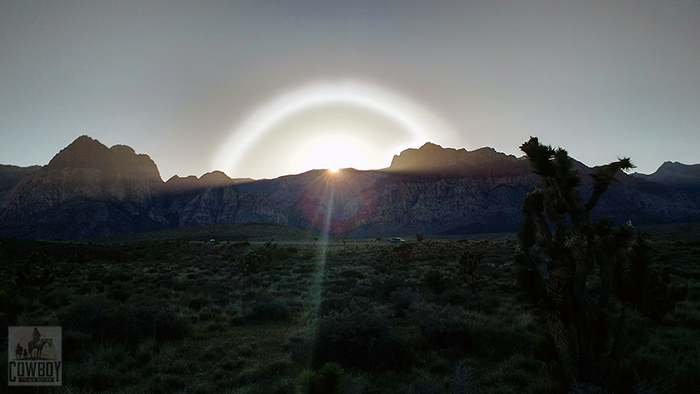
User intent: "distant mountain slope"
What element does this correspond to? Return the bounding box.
[632,162,700,190]
[1,137,700,239]
[0,164,41,202]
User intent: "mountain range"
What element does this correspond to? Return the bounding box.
[1,136,699,239]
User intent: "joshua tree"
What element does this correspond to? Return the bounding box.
[513,137,655,389]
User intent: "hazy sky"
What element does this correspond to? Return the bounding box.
[1,1,699,180]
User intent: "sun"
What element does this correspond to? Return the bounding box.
[299,139,369,172]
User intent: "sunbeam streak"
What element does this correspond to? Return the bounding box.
[304,177,336,339]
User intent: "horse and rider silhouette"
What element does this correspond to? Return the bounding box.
[18,327,54,360]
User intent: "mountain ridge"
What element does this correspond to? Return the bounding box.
[1,136,699,239]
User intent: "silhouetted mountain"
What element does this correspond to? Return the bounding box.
[386,142,532,177]
[236,144,700,236]
[632,162,700,190]
[2,137,700,239]
[0,136,168,238]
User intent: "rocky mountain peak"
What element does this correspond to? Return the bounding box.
[46,136,162,182]
[47,135,109,169]
[199,171,234,187]
[387,142,529,177]
[633,161,700,189]
[0,136,168,237]
[655,162,700,178]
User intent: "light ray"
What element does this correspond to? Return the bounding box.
[303,175,336,339]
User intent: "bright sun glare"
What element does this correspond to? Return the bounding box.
[299,139,368,172]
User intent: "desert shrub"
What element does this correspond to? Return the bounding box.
[470,321,530,361]
[172,278,192,291]
[241,248,272,274]
[148,373,188,394]
[423,269,447,294]
[42,286,72,308]
[312,308,412,371]
[293,264,315,273]
[106,282,131,302]
[339,269,365,279]
[284,330,312,364]
[298,362,345,394]
[245,296,290,321]
[437,287,470,306]
[75,281,105,295]
[222,240,251,261]
[273,245,298,260]
[452,360,476,394]
[59,294,192,345]
[371,275,406,299]
[637,266,675,322]
[298,249,317,260]
[68,342,139,391]
[188,294,208,310]
[620,325,700,394]
[417,310,472,349]
[567,383,607,394]
[393,242,414,264]
[673,300,700,329]
[389,288,418,318]
[0,290,24,327]
[15,253,54,290]
[325,278,357,294]
[378,242,414,269]
[319,294,358,315]
[405,380,442,394]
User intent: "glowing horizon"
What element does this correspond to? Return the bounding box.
[213,80,455,179]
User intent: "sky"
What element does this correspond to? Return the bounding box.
[1,0,699,180]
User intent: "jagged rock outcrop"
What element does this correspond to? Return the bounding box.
[0,136,168,238]
[2,136,163,213]
[387,142,531,177]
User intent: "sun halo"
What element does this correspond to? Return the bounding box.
[214,80,456,179]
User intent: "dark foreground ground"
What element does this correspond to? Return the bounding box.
[1,222,699,393]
